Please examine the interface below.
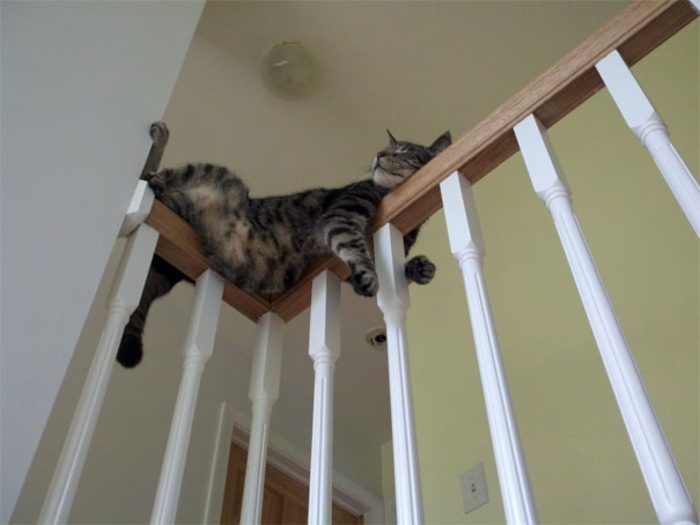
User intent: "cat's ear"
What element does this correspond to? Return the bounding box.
[429,131,452,155]
[386,129,398,145]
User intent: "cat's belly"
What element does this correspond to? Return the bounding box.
[210,224,308,295]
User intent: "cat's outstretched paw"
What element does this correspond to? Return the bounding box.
[405,255,435,285]
[145,171,166,196]
[350,268,379,297]
[150,121,169,146]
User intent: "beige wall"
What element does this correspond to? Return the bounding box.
[399,22,698,523]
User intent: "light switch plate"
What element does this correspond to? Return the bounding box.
[460,463,488,513]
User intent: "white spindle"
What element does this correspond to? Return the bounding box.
[119,180,156,237]
[307,270,341,525]
[690,0,700,13]
[39,184,157,524]
[596,50,700,237]
[151,270,224,524]
[374,224,424,525]
[440,172,538,524]
[240,312,284,524]
[514,114,698,525]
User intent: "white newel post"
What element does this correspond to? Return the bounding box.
[240,312,284,524]
[514,114,698,525]
[439,172,538,524]
[307,270,341,525]
[39,182,157,525]
[596,50,700,238]
[374,224,424,525]
[151,270,224,524]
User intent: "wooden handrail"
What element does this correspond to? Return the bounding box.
[145,0,697,323]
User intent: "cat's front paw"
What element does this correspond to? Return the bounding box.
[405,255,435,285]
[145,171,166,197]
[350,268,379,297]
[150,121,169,145]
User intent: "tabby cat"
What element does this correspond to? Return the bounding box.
[117,125,451,367]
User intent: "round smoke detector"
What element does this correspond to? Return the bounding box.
[260,42,320,100]
[365,326,387,349]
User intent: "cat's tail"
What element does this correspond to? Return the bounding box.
[117,255,189,368]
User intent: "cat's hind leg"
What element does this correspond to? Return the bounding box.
[117,254,188,367]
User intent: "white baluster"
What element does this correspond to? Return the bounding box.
[689,0,700,14]
[514,114,698,525]
[151,269,224,524]
[307,270,341,525]
[596,50,700,237]
[374,224,424,525]
[440,172,538,524]
[39,183,157,524]
[240,312,284,524]
[119,180,156,237]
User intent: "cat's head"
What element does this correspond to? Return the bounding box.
[372,130,452,189]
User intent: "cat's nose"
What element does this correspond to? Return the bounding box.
[376,151,386,158]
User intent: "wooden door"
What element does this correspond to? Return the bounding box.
[221,443,362,524]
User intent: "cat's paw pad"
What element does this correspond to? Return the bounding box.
[150,121,169,145]
[145,171,166,196]
[350,268,379,297]
[405,255,435,285]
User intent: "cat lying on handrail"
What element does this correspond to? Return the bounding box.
[118,122,451,367]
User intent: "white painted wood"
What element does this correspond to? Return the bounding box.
[241,312,284,524]
[374,224,424,525]
[596,50,700,237]
[38,223,159,524]
[202,403,235,524]
[227,404,384,517]
[307,271,342,525]
[119,180,156,237]
[151,270,224,524]
[689,0,700,14]
[514,114,698,525]
[440,172,538,524]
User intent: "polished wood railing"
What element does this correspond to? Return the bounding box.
[144,0,697,324]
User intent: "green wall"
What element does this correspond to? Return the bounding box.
[394,21,698,524]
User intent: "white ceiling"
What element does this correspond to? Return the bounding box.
[157,0,630,495]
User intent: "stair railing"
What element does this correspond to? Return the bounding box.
[39,1,698,523]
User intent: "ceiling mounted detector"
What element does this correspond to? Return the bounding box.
[260,41,320,100]
[365,326,387,350]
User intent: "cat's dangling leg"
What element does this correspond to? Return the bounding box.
[402,226,436,285]
[117,254,189,367]
[320,221,378,297]
[346,252,379,297]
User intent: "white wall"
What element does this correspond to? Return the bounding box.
[0,2,203,521]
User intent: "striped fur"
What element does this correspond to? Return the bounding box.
[117,128,451,367]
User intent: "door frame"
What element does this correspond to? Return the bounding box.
[204,403,386,522]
